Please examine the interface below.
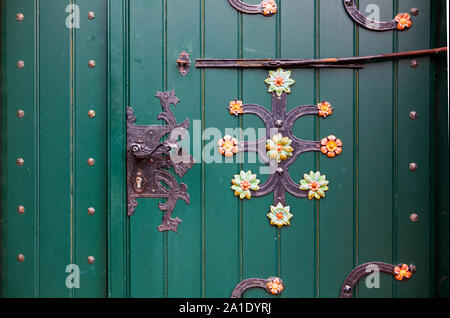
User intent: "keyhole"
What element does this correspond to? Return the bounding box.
[136,177,143,190]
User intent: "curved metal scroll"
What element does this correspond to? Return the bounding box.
[228,0,277,16]
[343,0,409,31]
[340,262,416,298]
[127,90,195,233]
[231,277,283,298]
[237,92,321,206]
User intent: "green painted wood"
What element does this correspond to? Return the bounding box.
[74,0,108,297]
[107,0,128,298]
[434,0,449,299]
[357,0,394,298]
[38,0,72,297]
[203,0,241,298]
[3,0,37,297]
[318,0,355,298]
[128,0,165,298]
[166,0,203,298]
[396,0,432,298]
[279,0,317,298]
[242,0,278,299]
[1,0,441,299]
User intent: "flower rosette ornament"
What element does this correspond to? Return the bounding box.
[231,170,261,200]
[321,135,343,158]
[266,278,284,295]
[261,0,277,16]
[317,101,334,118]
[264,68,295,96]
[393,264,413,281]
[267,202,293,228]
[218,135,239,157]
[395,13,412,30]
[228,100,243,116]
[300,171,329,200]
[266,133,294,163]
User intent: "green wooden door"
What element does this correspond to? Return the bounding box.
[1,0,447,298]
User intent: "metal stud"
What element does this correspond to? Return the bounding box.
[17,110,25,118]
[344,285,352,294]
[87,158,95,166]
[88,110,96,118]
[87,256,95,264]
[409,162,418,172]
[409,111,418,120]
[410,8,419,16]
[87,11,95,20]
[87,207,95,215]
[17,205,25,214]
[16,13,24,21]
[16,158,24,166]
[17,254,25,263]
[410,213,419,223]
[17,60,25,69]
[88,60,96,68]
[410,60,419,68]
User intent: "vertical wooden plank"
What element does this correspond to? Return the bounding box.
[128,0,165,298]
[166,0,202,298]
[318,0,355,298]
[396,0,432,298]
[280,0,316,298]
[0,0,5,296]
[108,0,128,298]
[357,0,394,298]
[3,0,37,297]
[203,0,241,298]
[38,0,71,297]
[74,0,107,297]
[242,0,278,298]
[435,0,449,299]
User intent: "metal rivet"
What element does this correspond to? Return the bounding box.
[17,60,25,69]
[409,162,418,172]
[410,60,419,68]
[87,11,95,20]
[88,110,96,118]
[344,285,352,293]
[88,207,95,215]
[17,254,25,263]
[409,111,418,120]
[87,256,95,264]
[17,205,25,214]
[88,60,96,68]
[410,213,419,222]
[410,8,419,16]
[17,110,25,118]
[16,13,24,21]
[87,158,95,166]
[16,158,24,166]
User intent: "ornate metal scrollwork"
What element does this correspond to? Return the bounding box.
[343,0,413,31]
[127,90,195,233]
[340,262,416,298]
[231,277,284,298]
[228,0,277,17]
[237,92,322,206]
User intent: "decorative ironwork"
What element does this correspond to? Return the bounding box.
[229,70,338,208]
[343,0,412,31]
[228,0,277,17]
[340,262,416,298]
[127,90,195,233]
[176,50,191,76]
[195,47,447,69]
[231,277,284,298]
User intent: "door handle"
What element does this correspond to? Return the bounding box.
[126,90,195,233]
